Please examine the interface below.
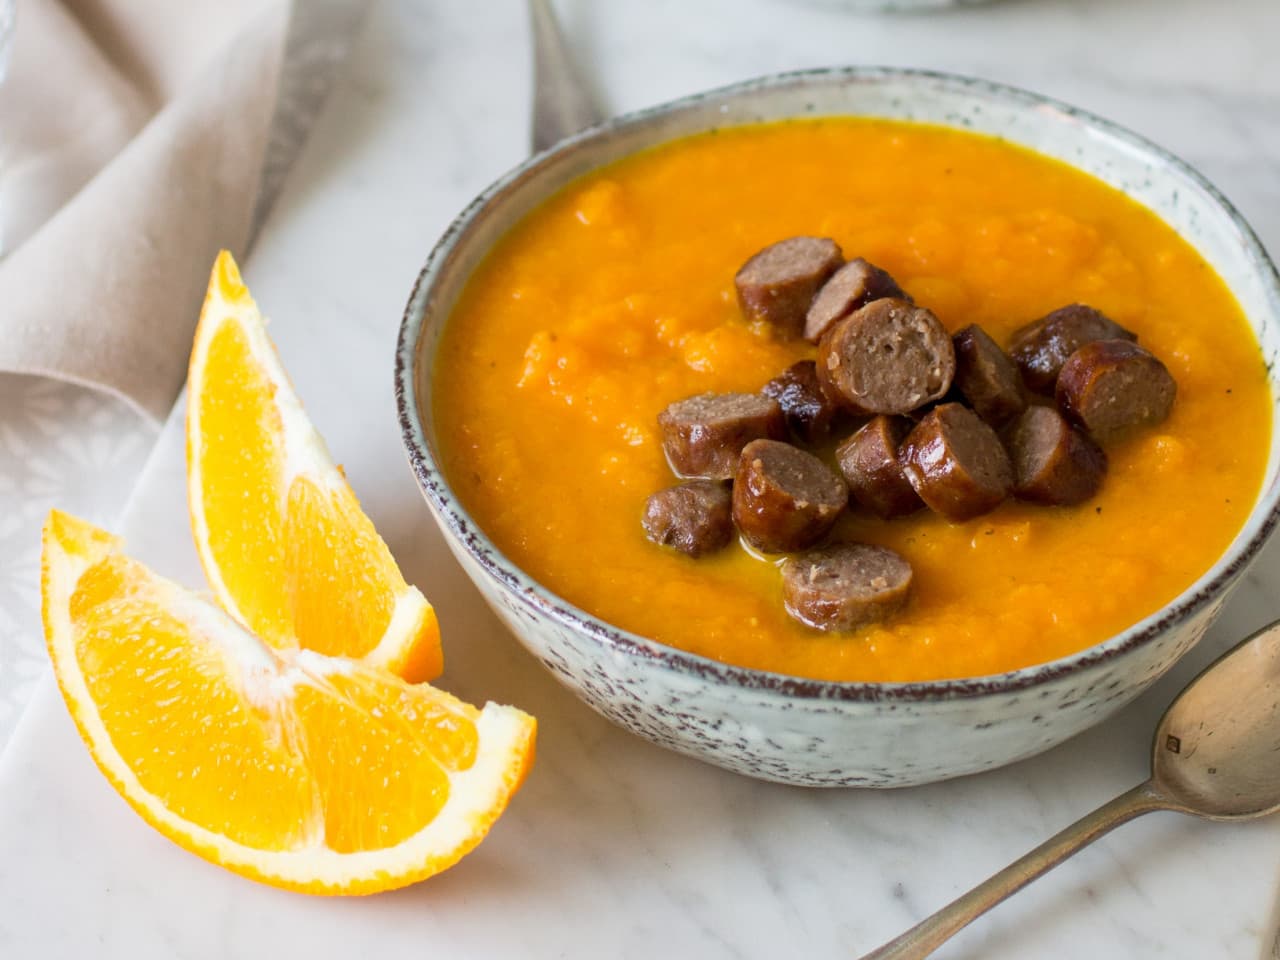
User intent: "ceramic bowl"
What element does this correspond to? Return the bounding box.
[395,68,1280,787]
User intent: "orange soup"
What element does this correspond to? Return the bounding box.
[434,119,1270,682]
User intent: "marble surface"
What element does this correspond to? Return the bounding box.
[3,0,1280,955]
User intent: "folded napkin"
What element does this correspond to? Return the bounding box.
[0,0,364,422]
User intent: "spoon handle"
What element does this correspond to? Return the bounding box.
[859,781,1170,959]
[527,0,604,153]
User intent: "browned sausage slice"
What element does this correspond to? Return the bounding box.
[735,237,844,337]
[803,258,910,343]
[658,392,786,479]
[781,543,913,631]
[953,324,1026,426]
[732,439,847,553]
[642,480,734,558]
[835,416,922,519]
[1008,304,1137,394]
[900,402,1013,521]
[1005,405,1107,505]
[761,360,842,445]
[816,298,956,416]
[1055,339,1176,443]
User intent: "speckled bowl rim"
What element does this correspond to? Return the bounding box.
[396,66,1280,704]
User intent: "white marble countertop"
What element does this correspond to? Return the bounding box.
[2,0,1280,956]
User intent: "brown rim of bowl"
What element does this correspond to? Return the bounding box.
[395,66,1280,704]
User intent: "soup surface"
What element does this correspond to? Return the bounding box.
[434,119,1270,682]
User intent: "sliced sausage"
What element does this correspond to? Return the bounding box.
[816,298,956,416]
[761,360,842,445]
[953,323,1026,426]
[732,439,847,554]
[835,416,923,519]
[1005,405,1107,506]
[642,480,734,558]
[900,402,1013,521]
[1055,339,1176,443]
[1007,304,1137,394]
[804,257,910,343]
[658,392,786,480]
[781,543,913,632]
[735,237,844,337]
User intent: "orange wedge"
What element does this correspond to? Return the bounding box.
[187,252,441,682]
[42,510,535,895]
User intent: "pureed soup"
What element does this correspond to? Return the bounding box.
[433,119,1270,683]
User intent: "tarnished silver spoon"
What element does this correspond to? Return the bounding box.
[862,619,1280,959]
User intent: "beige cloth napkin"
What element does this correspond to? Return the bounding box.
[0,0,358,422]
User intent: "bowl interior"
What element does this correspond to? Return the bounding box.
[398,68,1280,698]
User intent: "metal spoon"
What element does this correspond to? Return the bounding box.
[527,0,604,153]
[862,619,1280,959]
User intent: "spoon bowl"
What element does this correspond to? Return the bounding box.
[1154,620,1280,820]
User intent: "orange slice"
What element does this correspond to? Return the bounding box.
[41,510,535,895]
[187,252,441,682]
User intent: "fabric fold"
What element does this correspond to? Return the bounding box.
[0,0,363,423]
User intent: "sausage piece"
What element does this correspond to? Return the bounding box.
[642,480,734,558]
[1055,339,1176,443]
[816,298,956,416]
[804,257,910,343]
[900,403,1013,521]
[735,237,844,337]
[658,392,786,480]
[732,439,847,553]
[781,543,913,632]
[835,416,922,519]
[1005,405,1107,506]
[1007,304,1137,394]
[761,360,843,445]
[952,324,1026,426]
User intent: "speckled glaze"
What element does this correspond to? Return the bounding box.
[396,68,1280,787]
